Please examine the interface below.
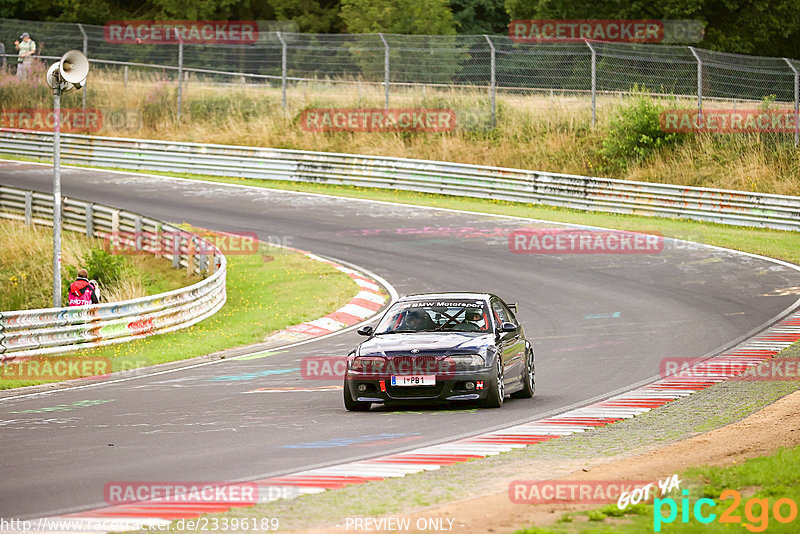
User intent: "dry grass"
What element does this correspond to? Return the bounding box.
[2,69,799,196]
[0,218,192,310]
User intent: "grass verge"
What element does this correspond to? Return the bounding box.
[2,70,800,195]
[0,243,358,390]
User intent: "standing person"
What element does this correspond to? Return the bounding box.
[14,32,36,80]
[67,269,100,306]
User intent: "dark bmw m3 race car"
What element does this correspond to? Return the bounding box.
[343,292,535,411]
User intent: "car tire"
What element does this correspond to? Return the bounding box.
[481,356,505,408]
[512,347,535,399]
[343,384,371,412]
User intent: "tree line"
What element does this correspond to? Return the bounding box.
[1,0,797,57]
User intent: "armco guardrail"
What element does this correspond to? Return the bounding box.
[0,185,227,362]
[1,130,799,231]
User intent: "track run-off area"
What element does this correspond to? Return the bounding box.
[1,159,799,524]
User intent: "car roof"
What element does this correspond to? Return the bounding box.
[397,292,493,302]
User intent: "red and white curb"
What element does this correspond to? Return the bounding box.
[255,250,387,345]
[23,312,799,532]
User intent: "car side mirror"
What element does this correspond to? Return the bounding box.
[357,325,374,336]
[499,322,517,333]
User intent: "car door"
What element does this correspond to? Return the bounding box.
[491,298,525,389]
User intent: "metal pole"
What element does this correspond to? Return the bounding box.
[78,23,88,112]
[585,40,596,127]
[783,58,799,147]
[484,35,496,128]
[277,31,287,109]
[379,33,389,110]
[177,38,183,122]
[53,84,62,307]
[688,46,702,115]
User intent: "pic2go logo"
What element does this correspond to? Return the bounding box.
[654,489,799,532]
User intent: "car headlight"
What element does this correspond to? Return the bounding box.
[350,356,387,373]
[448,354,485,370]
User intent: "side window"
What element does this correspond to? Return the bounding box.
[491,300,511,325]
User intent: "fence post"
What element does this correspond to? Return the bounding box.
[584,40,597,127]
[277,31,287,110]
[177,37,184,122]
[688,46,703,115]
[85,203,93,237]
[783,58,799,147]
[77,23,88,112]
[379,33,389,110]
[24,191,32,226]
[484,35,496,128]
[124,65,128,89]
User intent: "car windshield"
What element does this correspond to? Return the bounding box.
[375,299,490,334]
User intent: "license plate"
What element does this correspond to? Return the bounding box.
[391,375,435,386]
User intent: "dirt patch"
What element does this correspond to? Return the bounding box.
[295,389,800,533]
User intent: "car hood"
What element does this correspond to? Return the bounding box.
[358,332,493,357]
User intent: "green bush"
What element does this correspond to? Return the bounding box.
[599,97,684,172]
[82,247,131,286]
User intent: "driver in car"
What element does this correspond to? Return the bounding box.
[403,309,436,331]
[453,309,484,331]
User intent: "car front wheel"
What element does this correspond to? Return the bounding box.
[481,357,505,408]
[512,348,535,399]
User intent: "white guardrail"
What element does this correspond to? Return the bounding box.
[1,130,799,231]
[0,185,227,362]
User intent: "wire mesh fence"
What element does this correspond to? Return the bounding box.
[1,17,798,143]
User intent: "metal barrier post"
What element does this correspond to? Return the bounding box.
[277,31,287,110]
[78,23,88,112]
[24,191,32,226]
[585,40,597,127]
[85,203,93,237]
[784,58,799,147]
[134,216,142,251]
[379,33,389,110]
[689,46,703,115]
[484,35,496,128]
[172,233,180,268]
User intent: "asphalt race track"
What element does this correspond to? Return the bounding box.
[1,160,799,520]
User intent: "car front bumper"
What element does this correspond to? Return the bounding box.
[343,370,493,404]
